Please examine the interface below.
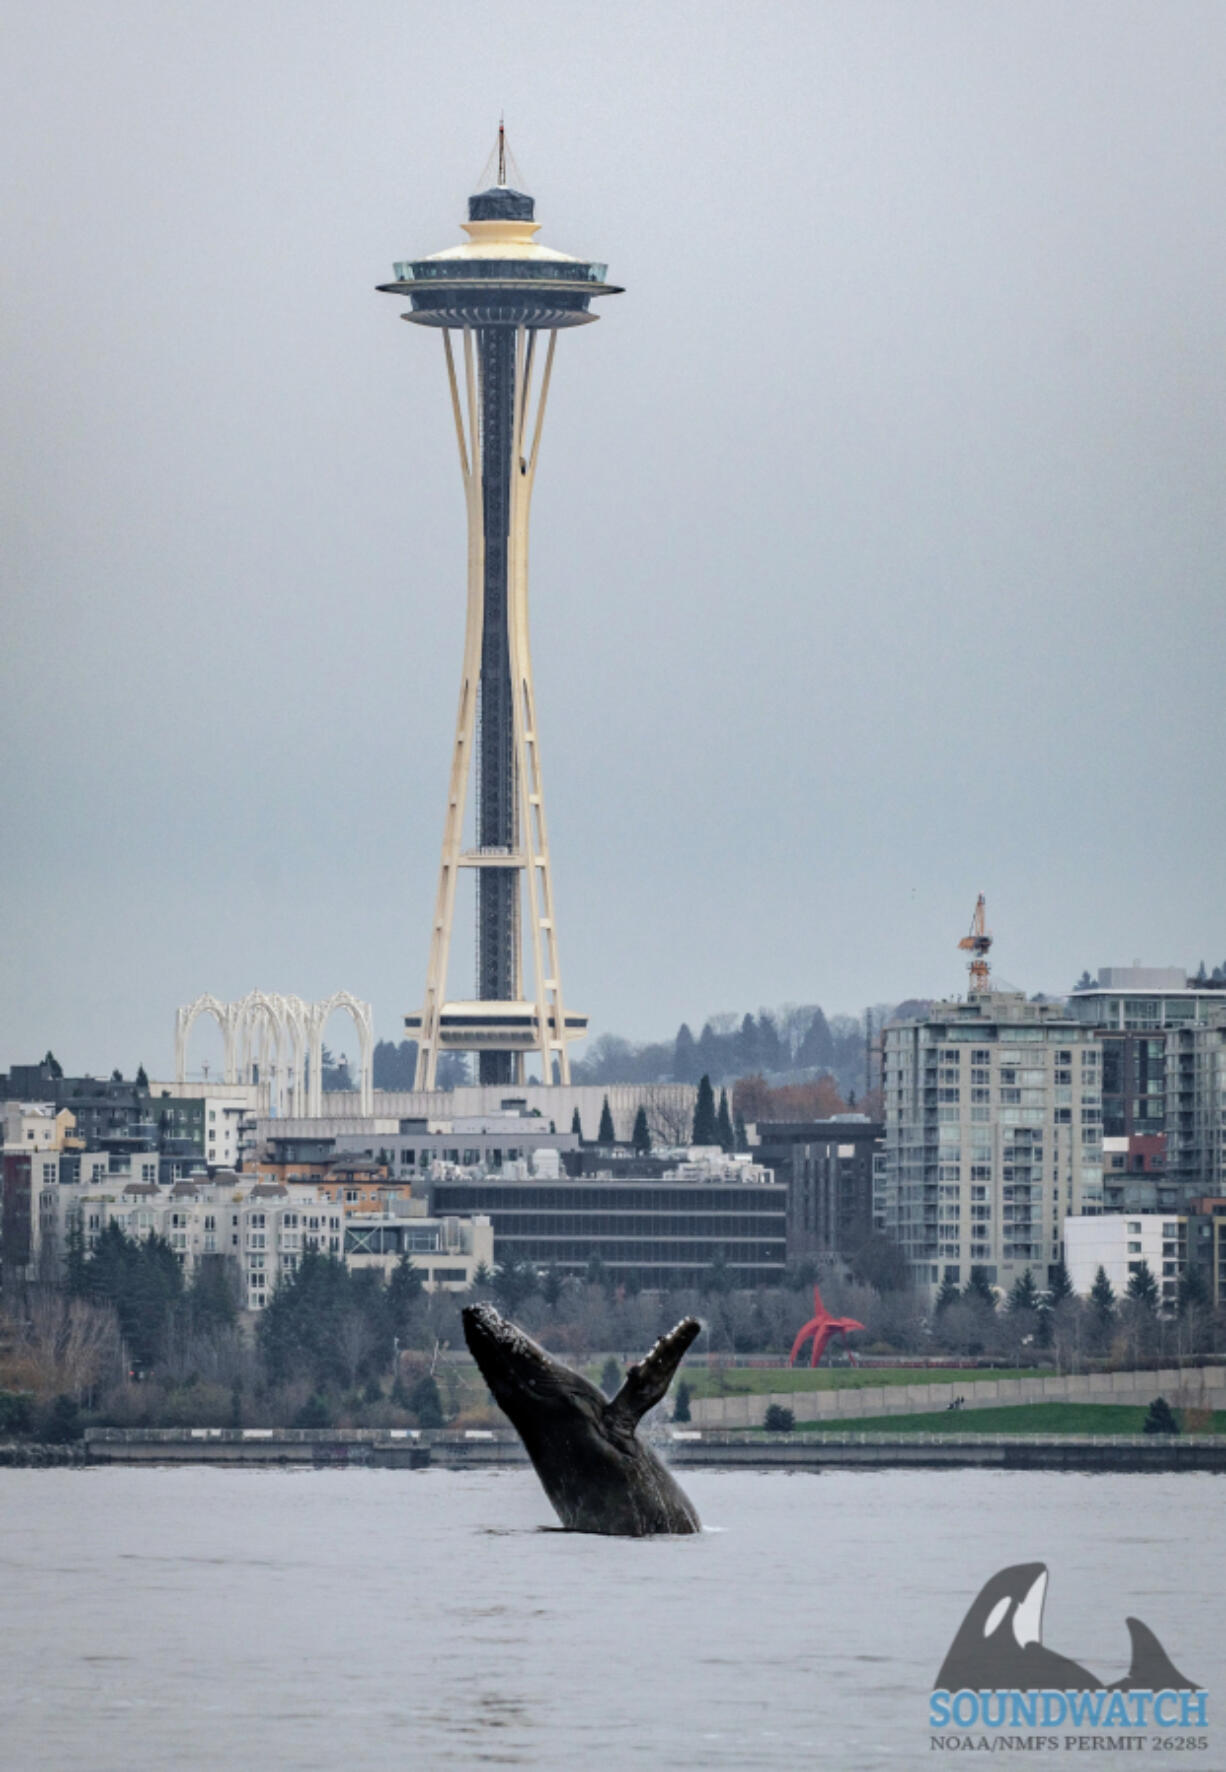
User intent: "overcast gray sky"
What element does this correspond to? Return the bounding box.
[3,1,1224,1077]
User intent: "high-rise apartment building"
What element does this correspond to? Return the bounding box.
[1067,966,1226,1137]
[1166,1018,1226,1196]
[882,990,1103,1294]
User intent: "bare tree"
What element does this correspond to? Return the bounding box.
[336,1310,376,1390]
[646,1098,692,1149]
[21,1291,122,1403]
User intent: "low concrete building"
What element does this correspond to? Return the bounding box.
[344,1206,493,1291]
[429,1153,787,1287]
[1064,1212,1185,1306]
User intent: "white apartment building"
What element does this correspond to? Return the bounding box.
[40,1173,341,1312]
[883,990,1103,1296]
[1064,1212,1185,1307]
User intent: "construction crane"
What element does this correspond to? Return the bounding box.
[958,894,993,993]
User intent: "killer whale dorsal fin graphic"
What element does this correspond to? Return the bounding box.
[1109,1617,1197,1692]
[937,1563,1100,1692]
[605,1317,701,1437]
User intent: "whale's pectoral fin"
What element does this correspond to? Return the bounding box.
[606,1317,702,1435]
[1109,1618,1197,1692]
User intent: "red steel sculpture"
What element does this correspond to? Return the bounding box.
[788,1285,866,1368]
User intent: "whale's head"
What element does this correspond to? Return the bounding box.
[462,1302,608,1433]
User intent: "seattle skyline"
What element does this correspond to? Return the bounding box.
[3,3,1225,1076]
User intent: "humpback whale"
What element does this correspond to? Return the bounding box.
[937,1562,1198,1693]
[462,1303,702,1536]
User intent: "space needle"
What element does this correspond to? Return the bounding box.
[380,130,621,1088]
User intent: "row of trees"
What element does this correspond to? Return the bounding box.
[5,1220,1224,1438]
[371,1039,470,1092]
[571,1004,897,1098]
[929,1258,1221,1365]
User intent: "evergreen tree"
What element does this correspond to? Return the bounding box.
[77,1222,184,1371]
[672,1380,691,1423]
[43,1050,63,1079]
[795,1008,834,1071]
[758,1013,783,1073]
[850,1233,910,1294]
[1090,1265,1116,1323]
[736,1014,761,1075]
[64,1219,88,1296]
[408,1374,444,1428]
[294,1392,333,1429]
[1007,1269,1040,1313]
[631,1106,651,1155]
[599,1357,621,1398]
[733,1109,749,1153]
[692,1074,718,1145]
[672,1023,699,1084]
[185,1257,239,1334]
[696,1022,724,1082]
[492,1259,539,1314]
[1143,1395,1179,1435]
[585,1252,610,1289]
[763,1404,795,1433]
[570,1106,583,1140]
[43,1395,83,1443]
[598,1096,615,1145]
[701,1251,733,1295]
[716,1088,734,1154]
[135,1064,149,1089]
[258,1252,355,1387]
[541,1263,565,1308]
[387,1252,424,1337]
[1126,1260,1159,1311]
[963,1267,997,1310]
[470,1261,494,1292]
[1178,1264,1209,1315]
[934,1275,960,1315]
[1046,1258,1074,1306]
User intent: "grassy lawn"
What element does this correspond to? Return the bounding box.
[676,1365,1035,1399]
[439,1359,1039,1414]
[738,1403,1226,1437]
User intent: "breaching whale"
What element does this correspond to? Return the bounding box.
[937,1562,1197,1693]
[462,1303,702,1536]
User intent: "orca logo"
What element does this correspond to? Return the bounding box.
[929,1563,1208,1736]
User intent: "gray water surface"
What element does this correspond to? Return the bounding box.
[1,1467,1221,1770]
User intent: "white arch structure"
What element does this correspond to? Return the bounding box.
[175,991,374,1117]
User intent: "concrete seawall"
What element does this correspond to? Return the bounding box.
[42,1424,1224,1473]
[689,1364,1226,1427]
